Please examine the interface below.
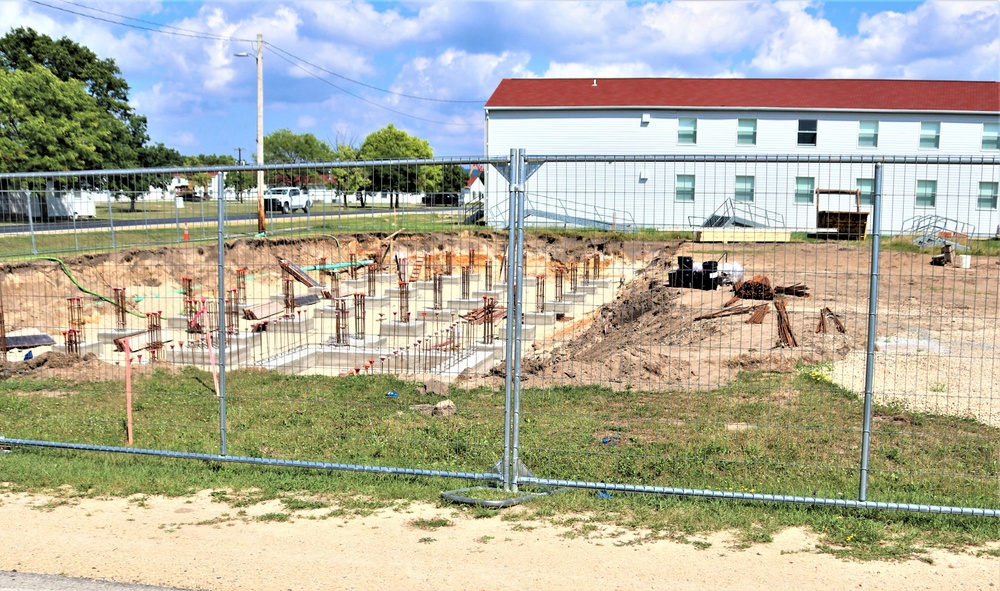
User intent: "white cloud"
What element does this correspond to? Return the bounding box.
[544,62,659,79]
[749,0,999,79]
[3,0,995,159]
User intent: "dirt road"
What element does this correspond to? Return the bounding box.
[1,491,997,591]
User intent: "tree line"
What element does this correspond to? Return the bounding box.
[0,27,471,197]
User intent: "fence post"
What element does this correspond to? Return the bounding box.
[215,171,228,456]
[858,161,883,501]
[107,192,116,249]
[25,193,38,255]
[501,149,519,491]
[510,149,528,493]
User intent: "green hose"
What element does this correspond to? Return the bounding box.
[36,256,145,319]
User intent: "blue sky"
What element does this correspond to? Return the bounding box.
[3,1,998,159]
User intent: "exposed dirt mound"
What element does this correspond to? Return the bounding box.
[517,243,863,391]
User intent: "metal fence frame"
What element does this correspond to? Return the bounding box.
[1,152,998,517]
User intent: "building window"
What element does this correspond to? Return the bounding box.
[675,174,695,202]
[858,120,879,148]
[678,118,697,144]
[983,122,1000,151]
[797,119,817,146]
[737,119,757,145]
[856,178,875,206]
[735,175,755,202]
[916,180,937,207]
[794,177,815,204]
[979,181,998,209]
[920,121,940,149]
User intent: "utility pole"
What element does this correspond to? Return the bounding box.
[237,36,266,233]
[235,147,245,203]
[254,33,265,234]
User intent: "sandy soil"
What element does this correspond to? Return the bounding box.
[1,490,998,591]
[3,236,997,424]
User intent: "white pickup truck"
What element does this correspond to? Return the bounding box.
[264,187,311,214]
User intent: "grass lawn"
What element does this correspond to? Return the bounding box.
[1,363,998,560]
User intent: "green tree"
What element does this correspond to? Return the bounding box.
[441,164,469,193]
[113,143,186,212]
[263,129,335,189]
[0,27,148,169]
[331,142,370,208]
[0,65,115,174]
[360,124,433,193]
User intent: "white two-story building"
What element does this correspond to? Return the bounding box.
[483,78,1000,236]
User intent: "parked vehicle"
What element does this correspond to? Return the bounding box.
[264,187,311,214]
[421,192,462,206]
[176,186,207,202]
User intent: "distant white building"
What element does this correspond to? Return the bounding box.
[483,78,1000,235]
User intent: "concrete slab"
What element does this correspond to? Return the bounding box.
[524,311,557,326]
[378,320,427,338]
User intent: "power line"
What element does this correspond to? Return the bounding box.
[266,43,485,105]
[30,0,488,108]
[27,0,252,43]
[266,49,482,127]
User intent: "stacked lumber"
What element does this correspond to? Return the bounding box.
[723,296,742,308]
[745,304,770,325]
[774,300,798,347]
[774,283,810,297]
[462,301,507,325]
[815,307,846,334]
[734,275,774,300]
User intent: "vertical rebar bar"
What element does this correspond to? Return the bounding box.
[367,264,376,297]
[283,277,295,315]
[236,268,247,305]
[445,251,453,276]
[330,270,341,299]
[113,287,127,331]
[483,297,495,345]
[461,265,471,300]
[147,311,163,361]
[555,267,564,302]
[354,293,365,339]
[399,282,410,322]
[485,259,493,292]
[593,253,601,280]
[68,297,84,331]
[536,275,545,312]
[433,273,443,310]
[570,262,579,292]
[335,298,349,345]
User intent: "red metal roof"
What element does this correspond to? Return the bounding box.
[485,78,1000,113]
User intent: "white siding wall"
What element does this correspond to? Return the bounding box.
[484,109,1000,234]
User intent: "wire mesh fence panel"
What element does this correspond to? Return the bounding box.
[845,160,1000,508]
[0,159,508,480]
[498,155,999,513]
[1,154,998,514]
